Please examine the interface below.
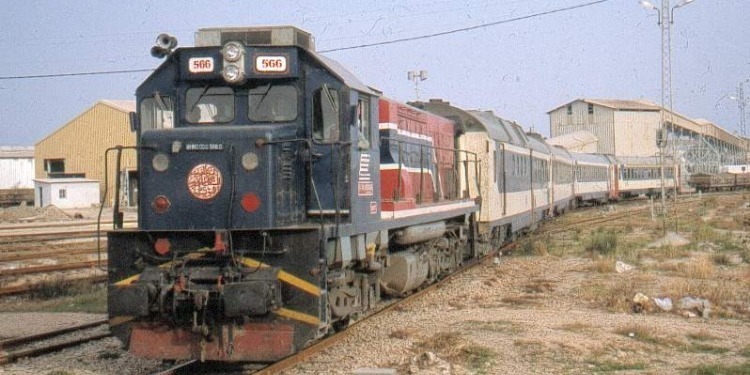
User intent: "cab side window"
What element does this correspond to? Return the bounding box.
[140,96,174,130]
[357,98,371,149]
[313,86,340,142]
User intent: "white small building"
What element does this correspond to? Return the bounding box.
[33,178,100,209]
[0,146,35,189]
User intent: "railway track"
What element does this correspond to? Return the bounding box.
[0,274,108,297]
[1,260,103,277]
[0,219,116,298]
[0,219,136,246]
[253,244,517,374]
[543,195,706,235]
[0,319,110,365]
[0,247,100,262]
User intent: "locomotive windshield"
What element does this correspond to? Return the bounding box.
[248,82,298,122]
[186,86,234,124]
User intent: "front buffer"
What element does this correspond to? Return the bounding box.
[107,229,326,362]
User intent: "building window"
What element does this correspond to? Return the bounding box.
[45,159,65,174]
[588,103,594,114]
[566,105,572,115]
[59,189,66,199]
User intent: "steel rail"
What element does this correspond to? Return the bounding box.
[251,242,514,375]
[0,247,99,263]
[0,275,107,297]
[1,260,100,277]
[0,319,111,364]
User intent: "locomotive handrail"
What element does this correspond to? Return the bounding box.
[97,145,149,271]
[380,136,480,202]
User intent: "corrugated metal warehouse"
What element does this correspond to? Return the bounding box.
[0,146,35,189]
[0,146,35,205]
[548,98,749,165]
[34,100,137,206]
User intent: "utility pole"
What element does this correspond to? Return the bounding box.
[640,0,695,216]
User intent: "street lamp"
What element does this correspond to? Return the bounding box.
[407,70,428,101]
[639,0,695,216]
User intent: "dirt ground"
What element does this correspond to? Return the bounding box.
[2,194,749,374]
[0,204,123,223]
[282,193,750,375]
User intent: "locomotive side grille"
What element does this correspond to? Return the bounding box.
[280,143,294,181]
[275,142,303,224]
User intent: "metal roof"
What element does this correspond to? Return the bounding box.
[100,100,136,113]
[569,152,611,164]
[314,54,380,96]
[547,130,599,150]
[526,134,551,154]
[33,178,99,183]
[0,146,34,159]
[548,98,660,113]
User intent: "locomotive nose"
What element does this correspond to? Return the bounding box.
[140,128,306,230]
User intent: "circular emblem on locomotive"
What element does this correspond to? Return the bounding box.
[187,163,223,200]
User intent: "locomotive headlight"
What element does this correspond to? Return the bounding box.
[222,64,244,84]
[222,42,243,62]
[152,153,170,172]
[241,152,259,171]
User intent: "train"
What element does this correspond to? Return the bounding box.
[106,26,678,363]
[0,188,34,207]
[688,169,750,192]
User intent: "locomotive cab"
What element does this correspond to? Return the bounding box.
[131,27,379,230]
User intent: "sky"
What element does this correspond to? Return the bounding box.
[1,0,748,146]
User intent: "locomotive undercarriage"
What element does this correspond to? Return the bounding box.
[379,222,469,297]
[108,229,324,362]
[109,219,476,361]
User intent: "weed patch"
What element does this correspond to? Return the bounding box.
[682,361,750,375]
[585,229,618,255]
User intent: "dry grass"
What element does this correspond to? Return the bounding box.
[647,244,691,261]
[389,327,416,340]
[454,320,523,334]
[513,339,547,358]
[556,322,595,334]
[575,273,658,312]
[682,254,716,279]
[500,294,545,307]
[589,256,615,273]
[414,331,495,372]
[517,238,549,256]
[614,323,681,347]
[686,329,720,342]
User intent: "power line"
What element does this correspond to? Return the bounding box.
[0,69,153,80]
[319,0,614,52]
[0,0,613,81]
